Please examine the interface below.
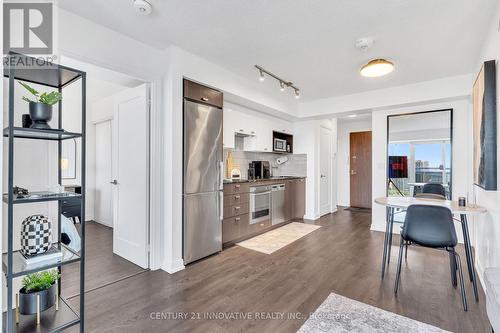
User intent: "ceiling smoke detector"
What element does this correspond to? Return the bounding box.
[133,0,152,15]
[355,37,374,51]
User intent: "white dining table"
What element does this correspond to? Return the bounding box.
[374,196,486,302]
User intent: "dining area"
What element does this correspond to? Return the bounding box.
[376,109,488,313]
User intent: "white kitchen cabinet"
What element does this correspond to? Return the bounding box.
[255,122,273,152]
[272,119,294,135]
[223,102,292,152]
[223,108,236,148]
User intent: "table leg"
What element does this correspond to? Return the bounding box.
[461,214,479,301]
[387,207,394,265]
[381,207,391,279]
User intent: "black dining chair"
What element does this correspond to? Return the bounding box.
[394,204,468,311]
[419,183,446,199]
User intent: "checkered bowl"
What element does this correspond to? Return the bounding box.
[20,215,52,256]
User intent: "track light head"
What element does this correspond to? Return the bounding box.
[259,70,265,82]
[294,89,300,99]
[280,81,285,91]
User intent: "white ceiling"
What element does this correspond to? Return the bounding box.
[58,0,497,101]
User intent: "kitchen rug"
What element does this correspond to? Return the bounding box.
[236,222,321,254]
[297,293,452,333]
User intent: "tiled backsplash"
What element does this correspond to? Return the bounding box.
[224,149,307,179]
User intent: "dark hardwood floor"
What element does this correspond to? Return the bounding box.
[61,221,147,298]
[66,209,489,333]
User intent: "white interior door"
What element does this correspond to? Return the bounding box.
[319,126,332,216]
[112,84,149,269]
[95,120,113,227]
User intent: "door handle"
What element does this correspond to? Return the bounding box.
[219,192,224,221]
[320,174,326,178]
[110,179,118,185]
[350,170,357,175]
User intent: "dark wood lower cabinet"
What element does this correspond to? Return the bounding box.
[223,178,306,246]
[222,213,250,243]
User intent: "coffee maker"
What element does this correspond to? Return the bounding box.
[249,161,271,180]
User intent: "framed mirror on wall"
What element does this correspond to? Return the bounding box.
[387,109,453,201]
[62,138,77,180]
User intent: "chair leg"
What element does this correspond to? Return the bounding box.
[394,238,405,295]
[454,251,468,311]
[449,251,457,287]
[404,243,408,261]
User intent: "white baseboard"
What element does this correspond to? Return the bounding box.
[304,213,320,220]
[162,258,185,274]
[475,256,487,293]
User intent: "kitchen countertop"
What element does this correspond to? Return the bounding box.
[223,176,306,184]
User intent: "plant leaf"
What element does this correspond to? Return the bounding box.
[18,81,39,97]
[40,91,62,105]
[22,96,34,103]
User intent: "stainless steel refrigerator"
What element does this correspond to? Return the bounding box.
[183,96,223,265]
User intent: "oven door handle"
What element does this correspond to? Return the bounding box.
[251,190,271,196]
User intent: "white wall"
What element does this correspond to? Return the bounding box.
[299,74,472,118]
[370,99,472,243]
[472,1,500,288]
[336,117,372,206]
[294,119,337,219]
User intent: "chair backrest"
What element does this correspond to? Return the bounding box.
[414,192,446,200]
[402,205,457,248]
[421,183,446,197]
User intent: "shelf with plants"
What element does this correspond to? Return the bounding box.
[3,51,86,333]
[3,127,82,141]
[2,243,80,278]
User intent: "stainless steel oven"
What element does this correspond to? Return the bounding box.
[249,185,271,224]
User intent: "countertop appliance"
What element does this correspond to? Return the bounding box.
[250,185,271,224]
[183,79,223,265]
[274,138,287,152]
[271,184,285,225]
[250,161,271,180]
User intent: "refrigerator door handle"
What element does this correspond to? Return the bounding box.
[219,191,224,220]
[219,161,224,190]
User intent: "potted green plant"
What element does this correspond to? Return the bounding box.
[19,81,62,129]
[19,269,59,315]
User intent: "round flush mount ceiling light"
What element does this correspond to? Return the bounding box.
[360,59,394,78]
[133,0,152,15]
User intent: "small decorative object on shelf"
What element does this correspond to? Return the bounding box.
[19,81,62,130]
[13,186,29,196]
[18,270,60,316]
[21,114,32,128]
[20,215,52,256]
[459,196,466,207]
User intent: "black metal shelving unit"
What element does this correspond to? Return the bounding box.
[3,52,86,332]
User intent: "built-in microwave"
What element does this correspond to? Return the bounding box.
[274,138,287,152]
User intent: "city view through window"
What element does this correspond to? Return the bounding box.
[388,141,451,197]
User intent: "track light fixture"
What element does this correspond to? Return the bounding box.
[255,65,301,98]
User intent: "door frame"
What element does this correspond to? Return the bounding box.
[319,125,332,216]
[93,117,114,227]
[59,52,161,270]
